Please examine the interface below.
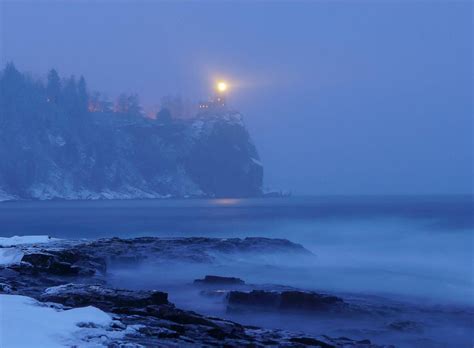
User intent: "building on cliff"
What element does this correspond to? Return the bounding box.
[198,81,228,112]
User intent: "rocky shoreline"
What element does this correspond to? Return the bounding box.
[0,236,396,347]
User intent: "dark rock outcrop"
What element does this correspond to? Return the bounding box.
[290,337,337,348]
[387,320,424,333]
[185,113,263,197]
[84,236,313,266]
[194,275,245,286]
[41,283,168,310]
[227,290,345,313]
[17,248,106,276]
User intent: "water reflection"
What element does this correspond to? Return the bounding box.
[212,198,241,206]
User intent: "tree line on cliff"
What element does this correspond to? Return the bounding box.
[0,63,147,127]
[0,63,207,128]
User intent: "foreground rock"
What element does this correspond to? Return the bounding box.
[20,249,106,276]
[1,236,313,302]
[37,283,389,347]
[41,283,168,310]
[0,236,392,347]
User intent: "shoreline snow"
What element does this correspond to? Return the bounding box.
[0,294,124,347]
[0,235,58,265]
[0,235,57,247]
[0,248,24,266]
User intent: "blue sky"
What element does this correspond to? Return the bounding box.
[1,1,472,194]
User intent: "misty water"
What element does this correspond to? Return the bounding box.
[1,195,472,347]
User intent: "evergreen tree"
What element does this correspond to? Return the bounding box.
[1,62,23,88]
[46,69,61,104]
[115,94,129,113]
[156,108,172,124]
[0,63,23,103]
[77,76,88,113]
[62,76,79,115]
[127,94,142,116]
[0,63,24,126]
[115,93,142,116]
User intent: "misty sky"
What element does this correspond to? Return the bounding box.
[1,1,472,195]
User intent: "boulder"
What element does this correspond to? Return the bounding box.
[387,320,423,333]
[41,284,168,312]
[20,249,106,276]
[280,291,343,311]
[227,290,344,313]
[290,337,336,347]
[21,253,79,275]
[194,275,245,286]
[228,290,280,309]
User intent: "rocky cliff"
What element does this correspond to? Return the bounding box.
[0,111,263,201]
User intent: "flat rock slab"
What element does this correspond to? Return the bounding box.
[228,290,345,313]
[194,275,245,286]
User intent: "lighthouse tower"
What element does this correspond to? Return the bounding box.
[213,81,227,107]
[198,81,229,111]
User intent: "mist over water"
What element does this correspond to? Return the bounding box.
[1,195,472,304]
[1,195,472,347]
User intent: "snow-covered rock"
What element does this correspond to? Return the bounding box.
[0,248,24,265]
[0,235,57,247]
[0,189,16,202]
[0,236,58,266]
[0,294,122,347]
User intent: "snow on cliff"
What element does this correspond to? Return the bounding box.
[0,111,262,201]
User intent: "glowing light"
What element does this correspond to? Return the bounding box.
[213,198,240,206]
[216,81,227,93]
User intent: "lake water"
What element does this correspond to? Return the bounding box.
[0,195,472,304]
[2,195,473,347]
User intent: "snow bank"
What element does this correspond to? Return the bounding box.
[0,235,57,247]
[0,189,16,202]
[0,294,117,347]
[0,248,24,266]
[251,157,263,167]
[0,236,58,265]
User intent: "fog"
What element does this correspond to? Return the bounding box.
[105,216,473,348]
[1,1,472,195]
[1,195,471,346]
[1,3,472,345]
[1,197,471,305]
[103,214,472,305]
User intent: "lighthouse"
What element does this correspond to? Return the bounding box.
[215,81,227,107]
[198,81,229,111]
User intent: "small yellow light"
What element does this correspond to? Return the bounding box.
[217,81,227,93]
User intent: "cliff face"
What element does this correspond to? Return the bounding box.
[0,111,263,201]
